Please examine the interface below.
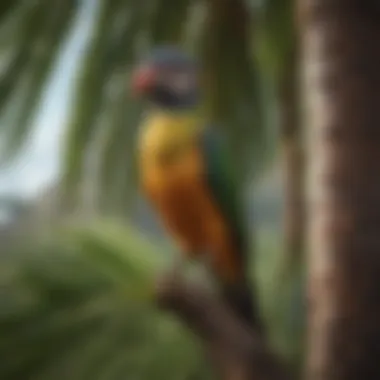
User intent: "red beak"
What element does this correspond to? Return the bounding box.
[132,65,156,95]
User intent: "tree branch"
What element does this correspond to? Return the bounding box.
[155,272,293,380]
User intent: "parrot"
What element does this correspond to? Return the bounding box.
[132,46,260,328]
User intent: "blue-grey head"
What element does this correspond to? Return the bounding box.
[131,46,200,110]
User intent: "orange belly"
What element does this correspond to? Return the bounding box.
[140,146,240,281]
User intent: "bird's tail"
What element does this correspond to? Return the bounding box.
[220,277,263,331]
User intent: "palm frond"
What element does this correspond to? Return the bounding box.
[0,1,48,116]
[1,0,79,161]
[0,220,207,380]
[63,219,165,297]
[62,0,125,198]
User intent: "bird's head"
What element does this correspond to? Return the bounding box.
[131,46,200,110]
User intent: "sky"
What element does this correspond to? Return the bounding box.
[0,0,96,200]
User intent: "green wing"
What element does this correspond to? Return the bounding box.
[199,127,248,263]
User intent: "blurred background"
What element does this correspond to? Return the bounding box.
[0,0,305,379]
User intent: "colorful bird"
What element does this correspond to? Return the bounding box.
[132,46,258,327]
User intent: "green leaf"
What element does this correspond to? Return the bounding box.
[2,0,79,160]
[0,1,47,119]
[63,219,166,301]
[62,0,126,200]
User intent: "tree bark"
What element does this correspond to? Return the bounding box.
[300,1,380,379]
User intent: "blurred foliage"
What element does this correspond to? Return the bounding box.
[0,0,293,215]
[0,221,305,379]
[0,221,211,380]
[0,0,79,159]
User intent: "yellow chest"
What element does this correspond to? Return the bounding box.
[137,112,204,192]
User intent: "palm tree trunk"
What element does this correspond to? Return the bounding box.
[279,47,305,275]
[300,1,380,379]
